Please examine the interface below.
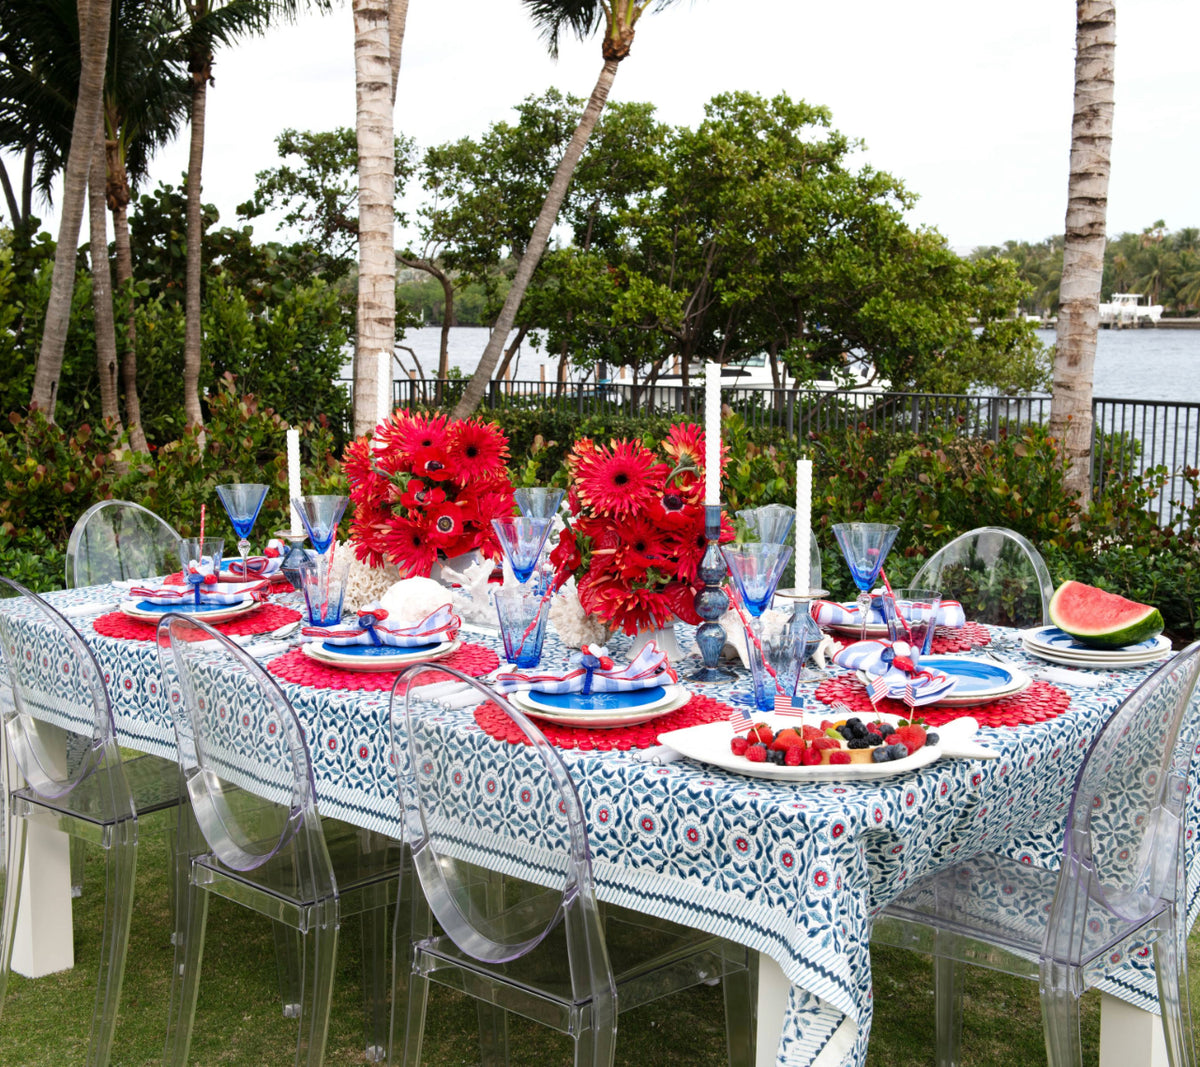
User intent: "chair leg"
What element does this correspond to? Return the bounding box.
[164,878,209,1067]
[1039,959,1084,1067]
[934,955,965,1067]
[721,952,757,1067]
[398,883,431,1067]
[360,899,391,1062]
[476,1003,509,1066]
[0,812,29,1020]
[296,919,339,1067]
[1153,909,1197,1067]
[70,835,85,899]
[273,921,303,1018]
[573,1023,617,1067]
[85,817,138,1067]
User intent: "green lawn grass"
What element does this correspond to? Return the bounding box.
[0,818,1189,1065]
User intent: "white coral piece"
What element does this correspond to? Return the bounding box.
[549,578,610,649]
[341,543,401,613]
[435,556,498,627]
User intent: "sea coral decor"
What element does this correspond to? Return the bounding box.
[344,410,516,577]
[550,424,733,636]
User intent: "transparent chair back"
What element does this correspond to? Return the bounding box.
[157,614,330,885]
[0,577,129,809]
[395,663,615,995]
[912,526,1053,628]
[66,500,182,588]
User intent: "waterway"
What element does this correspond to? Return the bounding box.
[392,325,1200,404]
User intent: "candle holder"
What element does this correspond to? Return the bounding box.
[689,505,734,683]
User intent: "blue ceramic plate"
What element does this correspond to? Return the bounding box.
[1027,626,1164,655]
[525,686,668,713]
[134,599,245,615]
[321,641,441,658]
[918,656,1014,694]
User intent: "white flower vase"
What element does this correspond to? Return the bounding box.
[430,549,485,585]
[627,619,685,664]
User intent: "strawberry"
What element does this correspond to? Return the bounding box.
[745,743,768,763]
[730,735,749,756]
[890,724,927,754]
[812,737,840,752]
[801,725,825,741]
[771,728,803,749]
[747,723,774,746]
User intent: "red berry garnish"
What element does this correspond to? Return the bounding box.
[829,751,852,765]
[730,735,749,756]
[801,747,823,766]
[745,743,768,763]
[784,746,803,766]
[747,723,774,745]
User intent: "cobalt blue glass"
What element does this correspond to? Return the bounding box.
[689,505,734,684]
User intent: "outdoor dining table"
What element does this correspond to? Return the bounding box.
[5,583,1194,1067]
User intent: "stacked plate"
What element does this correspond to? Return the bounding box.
[509,684,689,729]
[1022,626,1172,669]
[301,638,460,673]
[856,655,1030,707]
[120,597,260,624]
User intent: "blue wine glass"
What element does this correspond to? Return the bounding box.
[215,483,269,575]
[293,495,349,554]
[736,504,795,546]
[514,487,564,520]
[491,517,554,584]
[831,523,900,641]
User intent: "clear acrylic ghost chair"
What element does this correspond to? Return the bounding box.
[66,499,183,589]
[157,613,402,1066]
[873,641,1200,1067]
[912,526,1054,629]
[392,664,756,1067]
[0,577,181,1066]
[66,499,183,898]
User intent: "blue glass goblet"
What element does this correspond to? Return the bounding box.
[720,543,794,618]
[736,504,795,546]
[216,483,269,575]
[491,517,554,584]
[293,495,349,555]
[831,522,900,641]
[514,487,565,520]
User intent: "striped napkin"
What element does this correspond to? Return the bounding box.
[226,539,286,579]
[493,643,676,696]
[130,552,268,606]
[831,638,958,708]
[812,596,966,629]
[302,603,460,647]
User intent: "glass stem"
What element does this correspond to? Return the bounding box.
[238,539,250,569]
[857,591,872,642]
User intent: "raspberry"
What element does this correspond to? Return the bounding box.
[784,746,803,766]
[747,723,774,746]
[829,751,851,765]
[801,747,823,766]
[745,743,768,763]
[730,735,749,756]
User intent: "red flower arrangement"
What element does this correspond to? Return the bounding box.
[550,423,733,636]
[344,410,515,577]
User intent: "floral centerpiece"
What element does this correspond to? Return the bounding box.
[344,410,515,577]
[550,424,733,636]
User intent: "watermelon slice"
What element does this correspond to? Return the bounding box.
[1048,580,1164,649]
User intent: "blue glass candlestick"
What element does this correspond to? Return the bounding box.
[689,505,734,683]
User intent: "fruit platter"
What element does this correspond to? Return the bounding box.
[658,712,993,781]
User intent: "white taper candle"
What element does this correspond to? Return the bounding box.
[286,428,302,535]
[377,349,391,427]
[795,458,812,593]
[704,362,721,505]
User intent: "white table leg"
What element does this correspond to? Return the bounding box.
[755,954,857,1067]
[4,726,75,977]
[1099,994,1167,1067]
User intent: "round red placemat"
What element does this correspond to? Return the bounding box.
[827,621,991,655]
[93,604,302,642]
[813,675,1070,728]
[265,641,500,693]
[474,691,734,751]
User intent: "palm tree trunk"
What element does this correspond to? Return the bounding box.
[353,0,396,438]
[388,0,408,104]
[109,140,147,452]
[1049,0,1115,505]
[182,67,207,430]
[451,57,621,419]
[30,0,113,419]
[89,127,122,431]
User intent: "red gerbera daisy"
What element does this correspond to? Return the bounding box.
[389,411,450,459]
[382,516,438,577]
[424,501,467,549]
[550,527,583,586]
[574,440,667,519]
[661,423,706,469]
[660,503,736,584]
[611,517,670,581]
[445,419,510,484]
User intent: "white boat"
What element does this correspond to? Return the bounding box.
[1099,293,1163,328]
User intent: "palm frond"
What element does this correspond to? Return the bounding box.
[519,0,604,58]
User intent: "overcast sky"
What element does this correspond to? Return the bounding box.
[16,0,1200,253]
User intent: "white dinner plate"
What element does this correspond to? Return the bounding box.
[120,597,260,624]
[301,638,459,672]
[855,656,1030,707]
[1020,641,1170,670]
[657,712,954,781]
[1023,626,1171,658]
[511,685,690,729]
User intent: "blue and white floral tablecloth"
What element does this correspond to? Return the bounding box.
[11,586,1193,1067]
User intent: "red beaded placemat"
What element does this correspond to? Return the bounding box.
[827,621,992,655]
[93,604,302,642]
[814,675,1070,728]
[474,691,734,752]
[265,641,500,693]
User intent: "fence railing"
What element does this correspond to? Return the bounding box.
[389,378,1198,527]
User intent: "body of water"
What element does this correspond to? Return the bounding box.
[382,325,1200,404]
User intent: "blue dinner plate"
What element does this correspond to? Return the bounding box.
[918,656,1013,693]
[134,599,243,615]
[1029,626,1161,654]
[321,641,442,658]
[526,686,667,712]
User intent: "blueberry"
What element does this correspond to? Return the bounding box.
[888,743,909,760]
[872,747,890,763]
[846,717,864,731]
[838,725,854,739]
[925,731,940,746]
[768,749,786,765]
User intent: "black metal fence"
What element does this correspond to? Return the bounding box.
[387,378,1199,527]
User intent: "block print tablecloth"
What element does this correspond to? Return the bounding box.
[9,586,1194,1067]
